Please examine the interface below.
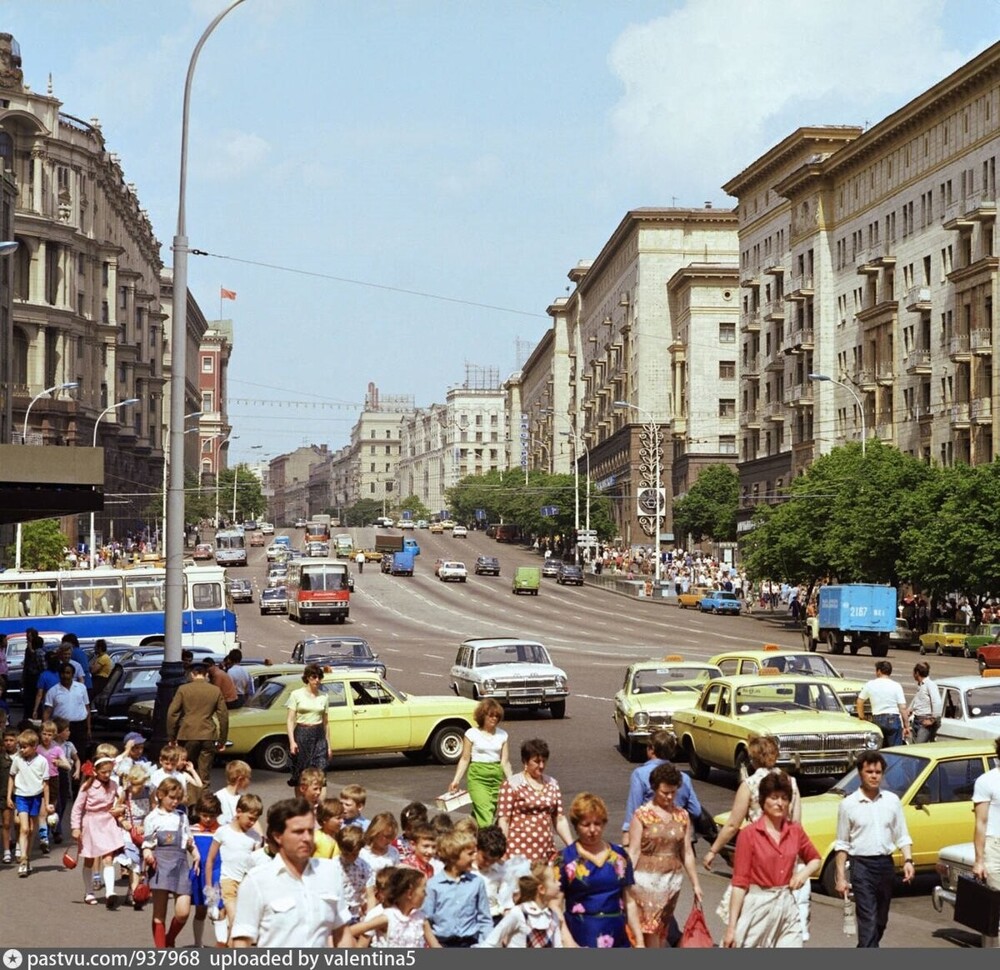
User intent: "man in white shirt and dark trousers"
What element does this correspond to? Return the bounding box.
[833,751,915,947]
[856,660,910,748]
[907,662,943,743]
[973,737,1000,901]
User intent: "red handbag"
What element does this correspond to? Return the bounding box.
[678,903,715,948]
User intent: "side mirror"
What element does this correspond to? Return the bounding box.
[912,792,930,810]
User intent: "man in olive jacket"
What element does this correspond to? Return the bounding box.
[166,663,229,788]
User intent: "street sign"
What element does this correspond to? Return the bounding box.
[540,505,559,517]
[475,509,486,521]
[401,510,412,520]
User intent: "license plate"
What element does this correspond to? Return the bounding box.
[800,763,845,776]
[507,697,540,705]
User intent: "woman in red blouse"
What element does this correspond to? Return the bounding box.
[722,770,820,948]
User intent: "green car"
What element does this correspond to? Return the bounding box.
[512,566,540,595]
[962,623,1000,659]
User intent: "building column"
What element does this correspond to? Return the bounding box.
[31,147,44,214]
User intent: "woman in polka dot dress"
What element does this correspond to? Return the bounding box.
[496,738,573,864]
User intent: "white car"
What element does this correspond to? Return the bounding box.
[438,561,468,583]
[399,519,415,530]
[932,841,999,946]
[452,525,468,538]
[449,637,568,718]
[935,674,1000,742]
[260,522,275,535]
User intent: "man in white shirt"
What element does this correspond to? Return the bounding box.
[907,662,943,743]
[856,660,910,748]
[833,751,914,947]
[231,797,352,948]
[42,663,91,754]
[973,737,1000,893]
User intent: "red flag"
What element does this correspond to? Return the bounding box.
[220,287,237,300]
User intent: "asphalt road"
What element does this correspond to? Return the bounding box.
[3,526,987,948]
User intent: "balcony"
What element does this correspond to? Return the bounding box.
[876,363,894,386]
[949,333,971,361]
[741,309,761,332]
[782,328,814,354]
[964,192,997,221]
[853,369,876,391]
[971,328,993,354]
[743,409,761,428]
[971,397,992,423]
[763,400,786,421]
[911,405,933,423]
[743,354,761,377]
[765,354,786,373]
[740,267,761,288]
[905,285,932,312]
[764,255,787,275]
[787,274,814,300]
[784,383,814,408]
[875,422,894,441]
[942,200,975,231]
[763,299,785,321]
[904,348,931,374]
[950,402,971,427]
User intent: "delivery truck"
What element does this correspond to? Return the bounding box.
[389,549,416,576]
[375,534,420,557]
[803,583,897,657]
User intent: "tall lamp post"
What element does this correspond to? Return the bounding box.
[91,398,140,568]
[158,0,246,749]
[614,400,663,587]
[14,379,78,569]
[808,373,866,456]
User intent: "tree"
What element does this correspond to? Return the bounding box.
[673,465,739,542]
[397,495,432,523]
[344,499,382,527]
[6,519,71,570]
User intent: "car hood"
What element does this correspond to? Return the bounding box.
[673,709,881,737]
[455,662,566,680]
[620,688,704,713]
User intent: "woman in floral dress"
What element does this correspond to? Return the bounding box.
[627,762,702,946]
[555,792,645,948]
[496,738,573,863]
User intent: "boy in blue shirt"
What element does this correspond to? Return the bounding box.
[423,830,491,947]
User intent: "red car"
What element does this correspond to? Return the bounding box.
[192,543,214,561]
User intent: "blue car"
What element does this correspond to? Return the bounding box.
[698,590,742,615]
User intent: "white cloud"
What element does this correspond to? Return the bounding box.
[608,0,970,200]
[196,129,271,179]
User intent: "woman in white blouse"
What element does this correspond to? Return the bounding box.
[449,699,512,826]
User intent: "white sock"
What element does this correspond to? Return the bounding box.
[83,866,94,894]
[192,917,205,948]
[103,864,116,898]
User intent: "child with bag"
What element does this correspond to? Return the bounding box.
[114,764,154,908]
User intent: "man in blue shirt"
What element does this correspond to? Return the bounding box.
[622,730,702,832]
[423,831,492,946]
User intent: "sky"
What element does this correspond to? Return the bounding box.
[3,0,996,464]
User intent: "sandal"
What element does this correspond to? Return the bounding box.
[84,894,98,905]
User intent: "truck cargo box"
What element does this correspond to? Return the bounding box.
[817,584,896,633]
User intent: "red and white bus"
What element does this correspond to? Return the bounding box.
[285,558,351,624]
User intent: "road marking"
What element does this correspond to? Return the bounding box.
[573,692,613,702]
[424,653,444,659]
[420,672,444,678]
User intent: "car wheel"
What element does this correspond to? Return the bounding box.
[936,645,943,656]
[980,657,988,674]
[827,631,844,655]
[684,739,711,781]
[735,747,752,777]
[803,633,817,653]
[819,857,840,898]
[254,737,291,772]
[429,724,466,764]
[963,646,974,659]
[849,642,860,656]
[919,642,927,655]
[549,700,566,720]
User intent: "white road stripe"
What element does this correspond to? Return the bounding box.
[420,672,445,678]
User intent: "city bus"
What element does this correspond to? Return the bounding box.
[285,558,351,624]
[214,529,248,567]
[0,563,238,650]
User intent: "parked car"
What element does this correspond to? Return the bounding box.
[449,637,568,718]
[259,586,288,615]
[612,658,721,761]
[698,590,742,614]
[935,673,1000,742]
[556,563,584,586]
[890,618,919,650]
[920,621,972,656]
[192,543,214,561]
[438,561,468,583]
[130,670,476,772]
[227,578,254,604]
[677,584,714,608]
[290,636,386,677]
[932,841,999,947]
[963,623,1000,659]
[452,525,468,538]
[672,673,882,782]
[474,556,501,576]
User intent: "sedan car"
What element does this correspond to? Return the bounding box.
[259,586,288,615]
[889,618,919,650]
[935,674,1000,742]
[963,623,1000,658]
[306,541,330,558]
[474,556,500,576]
[289,636,386,678]
[452,525,468,538]
[920,621,971,656]
[266,543,287,563]
[698,590,742,614]
[672,674,882,782]
[438,561,468,583]
[450,637,568,718]
[192,543,214,561]
[612,658,721,761]
[428,522,444,534]
[398,519,415,530]
[260,522,275,535]
[248,531,265,547]
[677,584,714,608]
[416,520,429,529]
[541,559,561,578]
[135,670,477,772]
[227,578,254,604]
[556,563,584,586]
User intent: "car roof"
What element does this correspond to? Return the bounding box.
[462,637,546,648]
[707,673,840,687]
[937,676,1000,690]
[877,738,997,755]
[628,660,720,672]
[709,649,824,661]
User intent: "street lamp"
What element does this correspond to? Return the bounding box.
[808,373,866,456]
[14,380,79,569]
[90,398,140,568]
[614,400,663,587]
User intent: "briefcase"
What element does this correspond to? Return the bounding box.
[954,874,1000,937]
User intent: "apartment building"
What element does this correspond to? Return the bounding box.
[197,319,233,480]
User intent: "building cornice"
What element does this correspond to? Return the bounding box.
[666,262,739,294]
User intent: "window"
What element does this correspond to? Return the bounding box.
[201,356,213,373]
[719,435,737,454]
[201,391,214,412]
[719,361,736,379]
[719,399,736,418]
[719,321,736,343]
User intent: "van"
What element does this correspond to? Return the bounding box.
[512,566,541,596]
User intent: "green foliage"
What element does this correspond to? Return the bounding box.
[398,495,432,523]
[8,519,71,570]
[673,465,739,542]
[344,499,382,527]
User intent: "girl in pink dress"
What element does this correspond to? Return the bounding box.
[348,867,441,948]
[70,743,126,908]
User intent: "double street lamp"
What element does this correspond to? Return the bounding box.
[91,398,140,568]
[614,400,663,587]
[808,373,867,456]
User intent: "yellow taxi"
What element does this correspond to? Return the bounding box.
[429,522,444,534]
[612,656,721,761]
[919,621,972,657]
[677,584,714,608]
[709,645,867,713]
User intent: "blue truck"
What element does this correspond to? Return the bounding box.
[389,548,416,576]
[803,584,897,657]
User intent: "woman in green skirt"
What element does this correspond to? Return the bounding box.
[448,699,512,827]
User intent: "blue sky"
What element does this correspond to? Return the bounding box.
[4,0,995,463]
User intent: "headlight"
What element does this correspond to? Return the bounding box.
[634,712,650,728]
[482,679,497,693]
[864,734,881,749]
[554,675,566,689]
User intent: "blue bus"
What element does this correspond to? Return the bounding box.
[0,563,238,650]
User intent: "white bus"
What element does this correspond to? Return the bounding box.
[214,529,247,567]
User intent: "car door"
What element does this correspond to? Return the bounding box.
[702,684,737,766]
[348,678,411,751]
[450,646,472,697]
[684,682,724,761]
[321,681,353,754]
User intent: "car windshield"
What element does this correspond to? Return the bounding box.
[632,667,719,694]
[121,667,161,692]
[304,640,373,661]
[262,588,286,600]
[733,680,843,714]
[246,680,284,710]
[828,751,933,797]
[474,643,552,666]
[966,685,1000,717]
[757,655,842,677]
